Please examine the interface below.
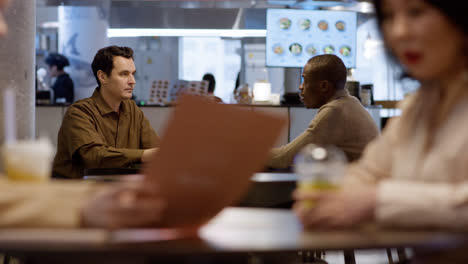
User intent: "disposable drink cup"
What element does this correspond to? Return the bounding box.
[294,144,346,207]
[296,164,343,190]
[2,139,54,182]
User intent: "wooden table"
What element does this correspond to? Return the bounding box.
[83,172,298,208]
[238,173,297,208]
[1,208,465,264]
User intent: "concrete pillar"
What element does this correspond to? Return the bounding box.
[0,0,36,143]
[58,1,110,101]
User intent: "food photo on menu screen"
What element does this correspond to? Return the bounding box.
[266,9,357,68]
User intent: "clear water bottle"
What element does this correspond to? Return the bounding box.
[294,144,347,192]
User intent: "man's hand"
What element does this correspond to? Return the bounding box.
[293,185,377,230]
[81,181,166,229]
[141,148,158,163]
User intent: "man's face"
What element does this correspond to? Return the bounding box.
[100,56,136,101]
[0,0,10,36]
[299,64,327,109]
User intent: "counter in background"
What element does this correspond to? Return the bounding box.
[36,105,381,148]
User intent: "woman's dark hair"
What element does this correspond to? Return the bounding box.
[91,46,134,87]
[374,0,468,35]
[45,53,70,71]
[202,73,216,93]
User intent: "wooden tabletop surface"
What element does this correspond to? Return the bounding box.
[83,172,298,182]
[0,207,465,256]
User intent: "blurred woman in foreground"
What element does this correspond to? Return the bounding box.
[294,0,468,230]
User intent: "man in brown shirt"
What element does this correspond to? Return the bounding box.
[53,46,160,179]
[0,0,165,229]
[267,55,378,168]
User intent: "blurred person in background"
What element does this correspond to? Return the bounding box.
[267,55,378,169]
[294,0,468,242]
[202,73,223,103]
[0,0,165,228]
[45,53,74,104]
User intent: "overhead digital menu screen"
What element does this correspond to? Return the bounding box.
[266,9,357,68]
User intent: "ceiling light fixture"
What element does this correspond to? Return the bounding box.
[108,28,267,38]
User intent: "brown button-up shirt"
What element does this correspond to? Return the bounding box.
[53,89,160,179]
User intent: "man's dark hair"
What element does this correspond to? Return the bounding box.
[45,53,70,71]
[91,46,134,87]
[306,54,347,90]
[202,73,216,93]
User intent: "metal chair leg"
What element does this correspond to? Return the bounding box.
[4,254,11,264]
[343,250,356,264]
[387,249,394,264]
[397,248,408,263]
[299,251,328,263]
